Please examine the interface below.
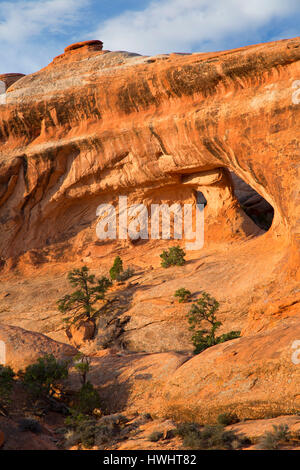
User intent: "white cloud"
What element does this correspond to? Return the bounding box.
[0,0,299,75]
[0,0,90,74]
[93,0,300,55]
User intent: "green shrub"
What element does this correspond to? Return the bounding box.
[65,409,88,429]
[74,352,90,386]
[76,382,101,415]
[64,410,97,448]
[21,354,69,399]
[109,256,123,281]
[176,422,249,450]
[258,425,291,450]
[94,415,127,448]
[64,412,127,449]
[187,292,241,354]
[116,267,134,282]
[174,288,192,303]
[160,246,186,268]
[66,417,98,449]
[148,431,163,442]
[58,266,111,325]
[217,412,239,426]
[0,365,15,406]
[217,331,241,343]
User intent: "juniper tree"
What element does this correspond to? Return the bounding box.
[58,266,111,325]
[187,292,240,354]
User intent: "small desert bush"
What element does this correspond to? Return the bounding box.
[94,414,128,448]
[109,256,123,280]
[110,257,134,282]
[217,412,239,426]
[74,352,90,386]
[176,422,249,450]
[0,364,15,406]
[65,415,98,448]
[148,431,164,442]
[73,352,101,415]
[257,425,291,450]
[174,288,192,303]
[116,267,134,281]
[21,354,69,399]
[64,411,127,449]
[76,382,101,415]
[160,246,186,268]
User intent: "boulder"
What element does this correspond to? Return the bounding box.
[160,320,300,422]
[0,324,77,371]
[66,320,95,348]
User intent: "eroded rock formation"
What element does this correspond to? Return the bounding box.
[0,37,299,270]
[0,37,299,426]
[0,323,77,370]
[0,73,25,105]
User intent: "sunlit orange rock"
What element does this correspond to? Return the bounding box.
[0,37,299,426]
[0,37,299,272]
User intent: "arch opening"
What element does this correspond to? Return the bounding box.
[196,191,207,207]
[230,171,274,231]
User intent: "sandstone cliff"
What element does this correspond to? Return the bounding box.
[0,37,299,434]
[0,38,299,269]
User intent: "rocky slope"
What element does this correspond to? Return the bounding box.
[0,37,299,448]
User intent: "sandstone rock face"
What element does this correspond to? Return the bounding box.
[0,73,25,90]
[0,74,25,105]
[0,37,299,274]
[0,323,77,371]
[0,37,299,428]
[83,350,190,415]
[228,415,300,440]
[81,321,300,423]
[160,319,300,422]
[64,40,103,53]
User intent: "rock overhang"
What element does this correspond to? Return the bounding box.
[0,36,298,272]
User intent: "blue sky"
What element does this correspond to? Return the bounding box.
[0,0,299,75]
